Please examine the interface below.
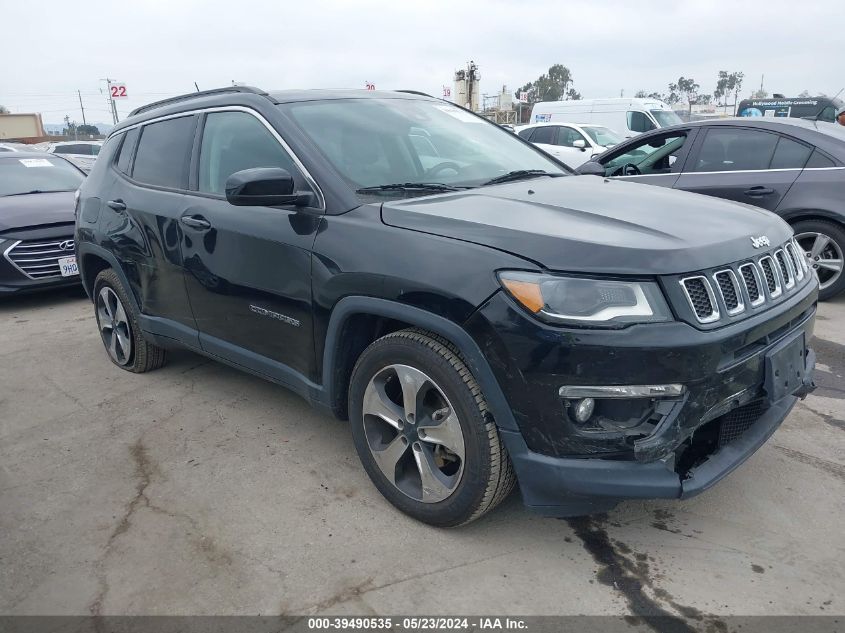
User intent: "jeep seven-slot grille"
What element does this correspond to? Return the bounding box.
[714,271,740,312]
[681,277,718,322]
[5,238,74,279]
[760,257,779,295]
[678,238,810,326]
[785,243,805,281]
[775,249,794,289]
[740,263,761,304]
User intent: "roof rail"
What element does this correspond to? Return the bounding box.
[129,86,271,117]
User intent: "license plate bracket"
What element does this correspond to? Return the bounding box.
[764,331,806,403]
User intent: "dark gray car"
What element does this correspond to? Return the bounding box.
[576,118,845,300]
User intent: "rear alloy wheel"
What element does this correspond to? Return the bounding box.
[349,329,515,527]
[97,287,132,366]
[93,269,167,373]
[793,219,845,301]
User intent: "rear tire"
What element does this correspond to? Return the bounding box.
[792,219,845,301]
[348,328,515,527]
[93,269,167,373]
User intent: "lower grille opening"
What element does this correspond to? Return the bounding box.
[675,400,769,478]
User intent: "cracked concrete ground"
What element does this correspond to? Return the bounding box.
[1,287,843,621]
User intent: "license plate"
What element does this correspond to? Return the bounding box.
[764,331,806,403]
[58,256,78,277]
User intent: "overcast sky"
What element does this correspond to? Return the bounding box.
[2,0,842,125]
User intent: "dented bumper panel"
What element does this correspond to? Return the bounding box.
[464,276,818,460]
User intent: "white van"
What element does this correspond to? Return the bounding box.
[529,98,683,138]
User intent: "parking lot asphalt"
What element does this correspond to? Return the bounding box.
[1,287,843,621]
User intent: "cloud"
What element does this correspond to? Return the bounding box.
[1,0,841,122]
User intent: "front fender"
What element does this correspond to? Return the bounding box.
[320,296,519,431]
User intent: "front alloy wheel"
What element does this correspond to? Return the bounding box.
[349,329,515,527]
[362,364,465,503]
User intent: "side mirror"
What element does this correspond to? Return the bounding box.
[225,168,309,207]
[573,139,587,150]
[576,161,605,177]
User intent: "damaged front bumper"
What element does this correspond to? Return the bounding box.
[464,274,818,517]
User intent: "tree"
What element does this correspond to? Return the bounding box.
[798,90,811,98]
[753,88,768,98]
[517,64,579,104]
[669,77,700,115]
[0,105,9,114]
[77,124,100,136]
[713,71,744,114]
[636,90,668,101]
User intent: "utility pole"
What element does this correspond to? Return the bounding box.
[77,90,87,126]
[102,78,119,125]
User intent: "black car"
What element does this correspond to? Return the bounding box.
[1,152,85,294]
[576,118,845,300]
[76,87,817,526]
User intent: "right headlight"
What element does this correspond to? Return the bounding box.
[498,271,672,327]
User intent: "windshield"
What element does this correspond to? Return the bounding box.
[0,156,84,196]
[284,98,567,197]
[581,126,623,147]
[650,110,683,128]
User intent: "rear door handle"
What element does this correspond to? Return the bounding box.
[180,215,212,230]
[744,186,775,197]
[107,199,126,212]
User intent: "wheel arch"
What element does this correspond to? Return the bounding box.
[779,208,845,228]
[320,296,518,431]
[78,243,139,312]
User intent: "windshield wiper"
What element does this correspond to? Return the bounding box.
[481,170,563,186]
[356,182,464,194]
[2,189,71,197]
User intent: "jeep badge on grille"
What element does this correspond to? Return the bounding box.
[750,235,770,249]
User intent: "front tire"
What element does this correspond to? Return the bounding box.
[348,329,515,527]
[792,219,845,301]
[93,269,167,373]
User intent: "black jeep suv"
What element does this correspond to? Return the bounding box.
[76,87,818,526]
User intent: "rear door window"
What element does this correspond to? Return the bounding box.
[132,116,196,189]
[691,128,778,172]
[769,136,812,170]
[115,128,140,175]
[805,149,836,168]
[530,126,555,144]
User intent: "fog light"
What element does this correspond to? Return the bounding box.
[572,398,595,423]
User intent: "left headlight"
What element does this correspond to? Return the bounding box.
[498,271,672,327]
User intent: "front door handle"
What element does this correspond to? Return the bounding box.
[744,186,775,197]
[180,215,212,230]
[107,199,126,212]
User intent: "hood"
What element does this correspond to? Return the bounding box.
[381,177,792,275]
[0,191,76,233]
